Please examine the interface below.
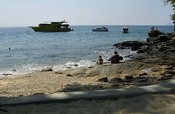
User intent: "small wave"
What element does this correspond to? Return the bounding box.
[52,60,95,71]
[0,60,95,77]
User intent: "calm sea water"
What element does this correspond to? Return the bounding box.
[0,25,173,76]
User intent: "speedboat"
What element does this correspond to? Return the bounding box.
[92,26,108,32]
[122,27,129,33]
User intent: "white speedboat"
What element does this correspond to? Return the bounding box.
[122,27,129,33]
[92,26,108,32]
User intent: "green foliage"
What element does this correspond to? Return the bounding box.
[164,0,175,6]
[164,0,175,21]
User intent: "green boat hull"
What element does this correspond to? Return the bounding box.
[31,27,71,32]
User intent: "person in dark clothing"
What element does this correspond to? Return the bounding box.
[108,51,120,64]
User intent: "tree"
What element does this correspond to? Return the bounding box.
[164,0,175,31]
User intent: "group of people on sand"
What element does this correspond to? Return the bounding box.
[96,51,123,65]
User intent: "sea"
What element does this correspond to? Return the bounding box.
[0,25,173,76]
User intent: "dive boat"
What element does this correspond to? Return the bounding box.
[92,26,108,32]
[122,27,129,33]
[30,21,72,32]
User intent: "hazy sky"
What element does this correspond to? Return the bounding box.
[0,0,173,27]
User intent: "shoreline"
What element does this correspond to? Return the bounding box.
[0,57,173,97]
[0,50,134,77]
[1,29,175,98]
[1,29,175,113]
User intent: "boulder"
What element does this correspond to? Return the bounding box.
[67,68,86,77]
[158,35,170,42]
[124,75,133,82]
[109,77,124,83]
[41,67,53,72]
[151,67,162,72]
[98,77,108,82]
[86,69,100,77]
[113,41,147,50]
[148,30,165,37]
[135,77,148,82]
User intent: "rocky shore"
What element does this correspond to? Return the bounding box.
[1,29,175,114]
[1,30,175,97]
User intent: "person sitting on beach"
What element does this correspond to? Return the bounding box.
[108,51,121,64]
[96,56,103,65]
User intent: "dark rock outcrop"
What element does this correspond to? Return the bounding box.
[113,30,175,65]
[113,41,148,50]
[148,30,165,37]
[98,77,108,82]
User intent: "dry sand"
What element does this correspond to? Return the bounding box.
[0,61,162,97]
[1,62,175,114]
[1,94,175,114]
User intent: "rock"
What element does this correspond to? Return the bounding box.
[124,76,133,82]
[67,74,73,77]
[158,35,170,42]
[113,41,147,50]
[73,64,78,66]
[0,108,8,113]
[137,46,150,53]
[148,30,165,37]
[41,67,53,72]
[98,77,108,82]
[139,72,148,76]
[55,71,63,74]
[119,56,123,60]
[158,76,172,81]
[165,65,174,70]
[88,66,94,68]
[164,74,174,78]
[109,77,124,83]
[131,46,141,51]
[163,71,175,75]
[135,77,148,82]
[151,67,162,72]
[2,73,12,76]
[86,70,99,77]
[67,68,86,77]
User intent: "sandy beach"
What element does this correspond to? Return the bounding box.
[1,59,175,114]
[1,29,175,113]
[0,59,167,97]
[1,94,175,114]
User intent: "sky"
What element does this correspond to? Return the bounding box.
[0,0,173,27]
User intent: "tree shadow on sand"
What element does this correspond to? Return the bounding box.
[1,80,175,114]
